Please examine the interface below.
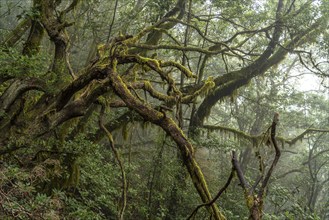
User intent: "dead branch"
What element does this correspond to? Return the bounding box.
[187,165,235,220]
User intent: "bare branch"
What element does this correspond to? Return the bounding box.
[258,112,281,198]
[232,151,250,190]
[187,165,235,220]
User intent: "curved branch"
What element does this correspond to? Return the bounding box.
[54,64,107,111]
[258,113,281,199]
[0,78,47,112]
[106,64,225,219]
[189,8,325,135]
[187,165,235,220]
[232,151,250,190]
[127,43,223,55]
[279,128,329,145]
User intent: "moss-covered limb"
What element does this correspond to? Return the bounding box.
[119,54,182,95]
[106,66,225,220]
[189,76,251,136]
[99,105,127,220]
[160,61,196,78]
[2,67,116,142]
[1,18,32,48]
[91,110,138,143]
[49,79,113,131]
[54,64,107,111]
[18,79,111,139]
[119,54,196,83]
[203,125,257,142]
[129,81,176,103]
[2,98,125,155]
[0,78,47,113]
[212,16,324,90]
[203,124,329,149]
[190,3,328,135]
[127,43,223,55]
[181,77,215,103]
[190,16,325,136]
[132,80,212,108]
[38,0,76,84]
[119,55,203,102]
[277,128,329,146]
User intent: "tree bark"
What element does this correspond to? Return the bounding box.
[106,65,226,219]
[189,0,324,136]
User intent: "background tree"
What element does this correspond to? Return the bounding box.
[0,0,328,219]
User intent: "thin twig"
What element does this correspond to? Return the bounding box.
[187,166,235,220]
[99,104,127,220]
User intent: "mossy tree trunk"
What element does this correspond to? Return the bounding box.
[1,0,328,219]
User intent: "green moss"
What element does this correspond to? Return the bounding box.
[161,61,197,79]
[136,55,161,70]
[246,194,254,209]
[97,44,108,58]
[182,76,215,103]
[143,80,173,103]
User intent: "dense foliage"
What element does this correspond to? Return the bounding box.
[0,0,328,219]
